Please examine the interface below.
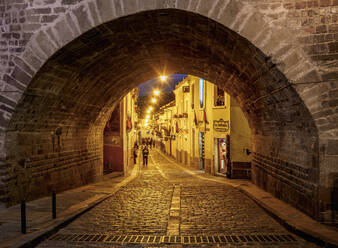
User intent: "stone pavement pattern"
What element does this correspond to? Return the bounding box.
[37,150,320,247]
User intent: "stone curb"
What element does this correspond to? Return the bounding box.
[235,187,338,248]
[0,167,139,248]
[156,149,338,248]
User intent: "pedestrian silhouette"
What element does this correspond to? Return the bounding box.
[142,145,149,167]
[133,147,138,164]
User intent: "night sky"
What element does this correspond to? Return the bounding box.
[137,74,186,118]
[138,74,187,96]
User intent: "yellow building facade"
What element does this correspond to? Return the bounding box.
[158,75,251,178]
[103,89,138,175]
[123,89,139,173]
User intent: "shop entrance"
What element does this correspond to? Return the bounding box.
[214,136,230,176]
[215,138,227,174]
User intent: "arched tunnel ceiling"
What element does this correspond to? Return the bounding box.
[8,9,317,142]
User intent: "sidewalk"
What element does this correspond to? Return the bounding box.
[0,166,139,248]
[156,149,338,248]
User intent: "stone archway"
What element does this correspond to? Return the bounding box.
[0,1,335,222]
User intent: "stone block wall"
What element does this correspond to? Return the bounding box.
[248,0,338,222]
[4,127,102,204]
[231,162,251,179]
[252,152,318,217]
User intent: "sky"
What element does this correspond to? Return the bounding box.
[138,74,187,96]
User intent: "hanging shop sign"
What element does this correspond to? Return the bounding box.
[213,119,229,132]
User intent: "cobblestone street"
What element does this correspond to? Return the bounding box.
[38,149,320,247]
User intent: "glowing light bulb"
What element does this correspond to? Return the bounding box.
[160,75,167,82]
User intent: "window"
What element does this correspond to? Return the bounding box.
[199,78,204,108]
[214,85,225,107]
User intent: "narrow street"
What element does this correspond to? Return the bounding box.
[37,149,319,248]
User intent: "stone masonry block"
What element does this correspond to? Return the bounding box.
[114,0,124,17]
[3,74,26,91]
[96,0,115,23]
[177,0,189,10]
[123,0,138,15]
[62,0,82,4]
[35,31,57,57]
[88,1,100,26]
[208,0,228,20]
[13,56,35,76]
[41,15,59,23]
[0,95,17,109]
[329,89,338,98]
[0,112,10,129]
[295,69,321,84]
[11,66,32,86]
[21,48,43,70]
[327,140,338,155]
[240,12,266,42]
[155,0,177,9]
[197,0,215,16]
[138,0,157,11]
[262,28,294,55]
[188,0,199,11]
[31,8,52,15]
[73,4,93,33]
[219,0,243,27]
[54,7,67,13]
[46,27,61,47]
[54,19,75,46]
[66,12,81,36]
[322,72,338,81]
[328,42,338,53]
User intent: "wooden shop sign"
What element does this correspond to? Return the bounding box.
[213,119,229,132]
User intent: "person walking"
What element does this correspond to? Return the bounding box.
[142,145,149,167]
[133,147,138,164]
[133,142,139,164]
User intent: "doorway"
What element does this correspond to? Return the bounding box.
[198,132,205,170]
[215,138,228,175]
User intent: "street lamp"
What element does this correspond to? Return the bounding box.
[154,90,160,96]
[149,106,153,111]
[151,98,157,103]
[146,115,150,119]
[160,75,167,82]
